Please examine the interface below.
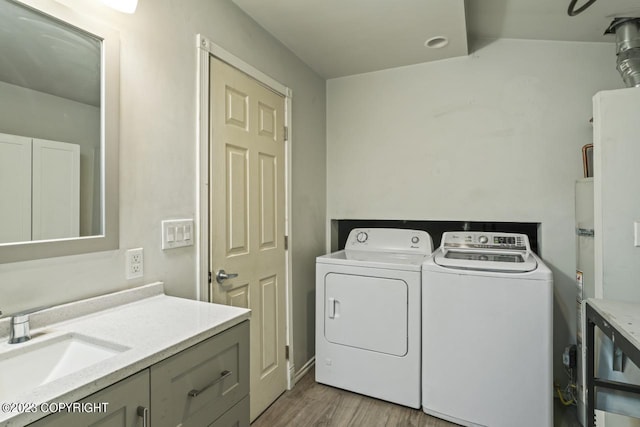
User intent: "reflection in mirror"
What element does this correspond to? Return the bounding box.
[0,0,119,262]
[0,0,101,244]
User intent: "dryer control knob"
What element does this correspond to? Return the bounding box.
[356,231,368,243]
[411,236,420,244]
[478,235,489,244]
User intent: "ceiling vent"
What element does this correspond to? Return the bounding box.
[606,18,640,88]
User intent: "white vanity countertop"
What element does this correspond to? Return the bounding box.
[0,283,250,426]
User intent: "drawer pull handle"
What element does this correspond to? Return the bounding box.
[137,406,149,427]
[188,370,232,397]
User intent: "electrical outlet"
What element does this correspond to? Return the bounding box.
[126,248,144,279]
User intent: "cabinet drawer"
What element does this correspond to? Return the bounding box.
[209,395,249,427]
[150,321,249,427]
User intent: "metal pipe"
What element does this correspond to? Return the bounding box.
[606,18,640,88]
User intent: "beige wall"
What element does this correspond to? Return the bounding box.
[0,0,325,374]
[327,38,622,380]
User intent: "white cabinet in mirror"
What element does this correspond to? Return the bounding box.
[0,132,80,244]
[0,0,120,263]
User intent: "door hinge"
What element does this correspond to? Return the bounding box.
[283,126,289,141]
[284,235,289,250]
[285,345,290,360]
[208,271,212,284]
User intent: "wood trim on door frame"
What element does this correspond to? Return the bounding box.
[196,35,296,389]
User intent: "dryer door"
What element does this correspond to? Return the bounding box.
[324,272,408,356]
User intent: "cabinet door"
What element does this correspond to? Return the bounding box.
[31,138,80,240]
[28,370,150,427]
[151,321,249,427]
[0,133,31,243]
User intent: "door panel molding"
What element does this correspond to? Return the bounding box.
[260,274,278,376]
[226,144,249,255]
[259,152,277,249]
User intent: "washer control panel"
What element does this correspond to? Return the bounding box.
[346,228,433,255]
[441,231,529,251]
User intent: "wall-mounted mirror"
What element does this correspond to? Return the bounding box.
[0,0,119,263]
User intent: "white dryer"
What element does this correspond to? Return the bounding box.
[316,228,433,408]
[422,231,553,427]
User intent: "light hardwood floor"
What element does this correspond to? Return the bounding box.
[252,367,582,427]
[251,368,456,427]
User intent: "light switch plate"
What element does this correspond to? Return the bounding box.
[162,219,194,250]
[635,221,640,247]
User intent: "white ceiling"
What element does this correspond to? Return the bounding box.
[3,0,640,105]
[232,0,468,78]
[232,0,640,79]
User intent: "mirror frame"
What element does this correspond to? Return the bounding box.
[0,0,119,263]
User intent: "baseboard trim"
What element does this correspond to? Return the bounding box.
[294,357,315,385]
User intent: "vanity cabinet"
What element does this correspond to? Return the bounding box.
[28,321,249,427]
[28,370,150,427]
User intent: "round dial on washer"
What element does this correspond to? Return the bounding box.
[411,236,420,244]
[478,235,489,244]
[356,231,368,243]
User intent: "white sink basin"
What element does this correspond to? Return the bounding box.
[0,333,128,401]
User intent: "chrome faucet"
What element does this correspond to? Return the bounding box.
[8,306,49,344]
[9,312,32,344]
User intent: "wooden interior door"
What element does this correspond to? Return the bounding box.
[209,56,287,421]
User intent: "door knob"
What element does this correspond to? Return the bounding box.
[215,269,238,284]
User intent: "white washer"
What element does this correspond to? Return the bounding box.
[422,231,553,427]
[316,228,433,408]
